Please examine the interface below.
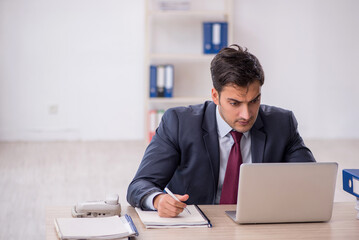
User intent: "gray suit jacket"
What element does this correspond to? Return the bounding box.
[127,101,315,209]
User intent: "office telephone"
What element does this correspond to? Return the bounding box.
[72,193,121,217]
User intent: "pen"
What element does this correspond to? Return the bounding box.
[164,187,191,215]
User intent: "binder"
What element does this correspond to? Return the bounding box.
[203,22,213,54]
[203,22,228,54]
[149,110,157,141]
[149,65,157,97]
[164,65,174,98]
[212,23,221,52]
[343,169,359,198]
[156,65,165,97]
[215,22,228,52]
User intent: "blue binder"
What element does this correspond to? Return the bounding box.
[343,169,359,198]
[149,65,157,97]
[156,65,165,97]
[203,22,228,54]
[218,22,228,51]
[164,65,174,98]
[203,22,213,54]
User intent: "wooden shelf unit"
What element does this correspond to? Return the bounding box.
[144,0,233,143]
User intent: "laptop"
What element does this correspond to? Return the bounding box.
[225,162,338,224]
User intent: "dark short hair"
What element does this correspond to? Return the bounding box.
[210,44,265,93]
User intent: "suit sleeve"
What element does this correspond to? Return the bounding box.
[126,109,181,209]
[283,112,316,162]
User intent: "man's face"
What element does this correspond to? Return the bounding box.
[211,81,261,133]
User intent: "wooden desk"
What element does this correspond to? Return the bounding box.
[46,202,359,239]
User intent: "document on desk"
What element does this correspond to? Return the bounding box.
[135,205,212,228]
[54,215,138,240]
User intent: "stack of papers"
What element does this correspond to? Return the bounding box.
[54,215,138,240]
[135,205,211,228]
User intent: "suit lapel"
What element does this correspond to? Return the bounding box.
[202,102,219,202]
[251,109,266,163]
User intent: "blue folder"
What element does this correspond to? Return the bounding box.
[149,65,157,98]
[343,169,359,198]
[203,22,228,54]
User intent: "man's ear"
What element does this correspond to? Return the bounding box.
[211,88,219,105]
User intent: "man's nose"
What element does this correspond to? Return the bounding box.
[239,104,250,120]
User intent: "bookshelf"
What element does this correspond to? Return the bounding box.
[144,0,234,142]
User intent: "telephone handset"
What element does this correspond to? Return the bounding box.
[72,193,121,218]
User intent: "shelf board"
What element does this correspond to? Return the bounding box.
[148,10,228,17]
[149,97,211,104]
[150,53,215,61]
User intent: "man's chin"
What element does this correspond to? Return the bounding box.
[233,123,253,133]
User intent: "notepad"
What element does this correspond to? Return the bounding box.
[54,215,138,240]
[135,205,211,228]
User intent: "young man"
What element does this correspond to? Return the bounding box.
[127,45,315,217]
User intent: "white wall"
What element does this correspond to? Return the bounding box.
[234,0,359,139]
[0,0,358,141]
[0,0,145,140]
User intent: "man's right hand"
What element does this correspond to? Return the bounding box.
[153,193,189,217]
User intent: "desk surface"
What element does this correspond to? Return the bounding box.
[46,202,359,239]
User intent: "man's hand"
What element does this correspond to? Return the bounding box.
[153,193,189,217]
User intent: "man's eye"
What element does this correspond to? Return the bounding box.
[230,102,238,106]
[251,98,260,104]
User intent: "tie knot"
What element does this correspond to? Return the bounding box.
[230,130,243,144]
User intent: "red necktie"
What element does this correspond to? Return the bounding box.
[220,130,243,204]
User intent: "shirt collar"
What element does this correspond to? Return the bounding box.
[216,105,250,139]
